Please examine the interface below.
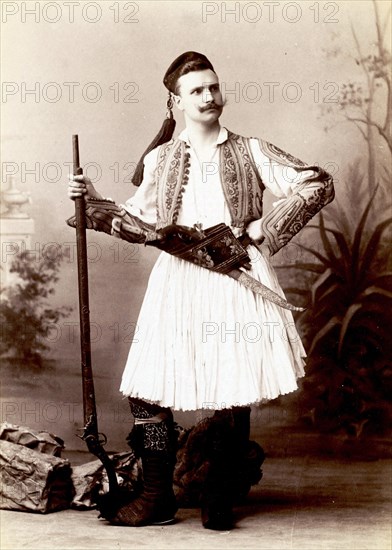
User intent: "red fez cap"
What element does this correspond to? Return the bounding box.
[163,51,215,93]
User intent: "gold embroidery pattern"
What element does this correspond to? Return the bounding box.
[172,146,191,224]
[259,140,307,167]
[233,133,265,220]
[260,168,334,254]
[221,133,264,229]
[155,140,175,227]
[254,139,334,255]
[165,146,182,210]
[221,140,240,218]
[155,133,267,230]
[156,140,191,228]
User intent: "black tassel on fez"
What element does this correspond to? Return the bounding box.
[132,95,176,187]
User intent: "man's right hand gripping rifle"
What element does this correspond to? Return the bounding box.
[67,174,158,244]
[68,174,103,201]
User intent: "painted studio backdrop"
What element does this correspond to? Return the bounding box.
[1,0,391,452]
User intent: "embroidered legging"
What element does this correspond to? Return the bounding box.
[128,397,173,453]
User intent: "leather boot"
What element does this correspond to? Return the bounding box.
[110,450,177,526]
[201,410,234,530]
[232,406,252,502]
[201,407,253,530]
[98,398,177,527]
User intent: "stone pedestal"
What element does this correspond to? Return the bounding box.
[1,178,35,286]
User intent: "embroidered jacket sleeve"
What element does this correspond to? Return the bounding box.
[66,149,159,243]
[247,138,334,255]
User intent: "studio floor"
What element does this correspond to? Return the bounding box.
[1,456,390,550]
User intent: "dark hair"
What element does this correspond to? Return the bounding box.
[173,61,217,95]
[164,52,215,94]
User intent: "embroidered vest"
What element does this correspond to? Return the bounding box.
[154,131,265,231]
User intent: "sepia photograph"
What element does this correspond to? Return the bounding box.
[1,1,391,548]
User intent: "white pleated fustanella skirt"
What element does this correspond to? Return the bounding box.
[120,245,306,411]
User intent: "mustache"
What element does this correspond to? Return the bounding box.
[199,102,224,113]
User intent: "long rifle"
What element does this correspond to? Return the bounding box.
[72,135,118,494]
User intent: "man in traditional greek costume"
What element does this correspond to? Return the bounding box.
[68,52,334,530]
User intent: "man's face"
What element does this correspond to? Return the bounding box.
[173,69,224,124]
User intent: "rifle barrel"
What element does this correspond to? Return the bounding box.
[72,135,97,429]
[72,135,118,494]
